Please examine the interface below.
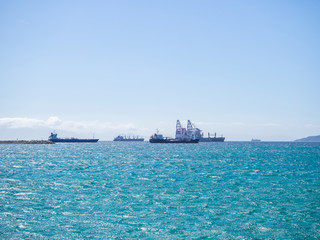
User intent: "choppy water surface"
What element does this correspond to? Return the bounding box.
[0,142,319,239]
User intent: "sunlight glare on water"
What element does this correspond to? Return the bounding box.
[0,142,319,239]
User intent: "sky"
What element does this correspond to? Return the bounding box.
[0,0,319,141]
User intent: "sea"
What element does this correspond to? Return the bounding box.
[0,141,319,239]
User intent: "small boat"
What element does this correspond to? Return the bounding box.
[251,138,261,142]
[48,132,99,143]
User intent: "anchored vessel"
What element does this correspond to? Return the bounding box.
[199,132,225,142]
[48,133,99,143]
[181,120,225,142]
[149,133,199,143]
[149,120,200,143]
[150,120,225,143]
[113,135,144,142]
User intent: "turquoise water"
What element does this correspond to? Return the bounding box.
[0,142,319,239]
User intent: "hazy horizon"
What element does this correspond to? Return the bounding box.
[1,1,319,141]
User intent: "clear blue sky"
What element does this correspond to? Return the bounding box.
[1,0,319,140]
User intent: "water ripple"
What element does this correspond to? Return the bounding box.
[0,142,319,239]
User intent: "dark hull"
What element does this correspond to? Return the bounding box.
[49,139,99,143]
[149,138,199,143]
[199,137,225,142]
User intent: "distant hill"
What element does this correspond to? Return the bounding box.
[294,135,320,142]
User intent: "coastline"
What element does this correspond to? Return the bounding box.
[0,140,54,144]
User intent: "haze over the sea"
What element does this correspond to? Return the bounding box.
[1,1,319,141]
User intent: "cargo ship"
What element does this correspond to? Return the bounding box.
[48,132,99,143]
[150,120,225,143]
[149,133,199,143]
[251,138,261,142]
[199,132,225,142]
[149,120,200,143]
[183,120,225,142]
[113,135,144,142]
